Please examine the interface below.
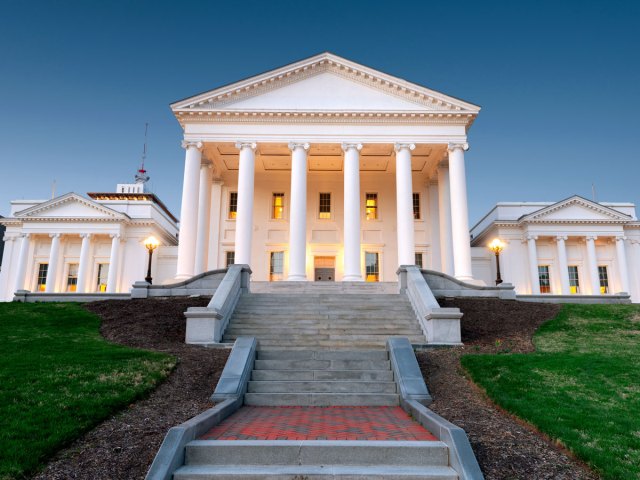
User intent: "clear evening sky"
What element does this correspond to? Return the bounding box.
[1,0,638,226]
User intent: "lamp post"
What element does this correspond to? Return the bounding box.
[144,236,160,284]
[488,238,504,285]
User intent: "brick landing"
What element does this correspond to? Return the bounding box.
[201,406,437,441]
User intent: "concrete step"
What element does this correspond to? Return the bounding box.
[184,440,449,467]
[228,320,419,327]
[256,350,389,360]
[251,369,395,382]
[247,380,397,394]
[254,359,391,370]
[244,392,400,406]
[173,464,458,479]
[247,339,425,349]
[226,328,422,337]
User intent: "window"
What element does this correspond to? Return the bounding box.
[319,193,331,219]
[365,252,379,282]
[272,193,284,220]
[568,266,580,294]
[598,266,609,294]
[365,193,378,220]
[37,263,48,292]
[228,192,238,219]
[225,251,235,267]
[415,253,423,268]
[96,264,109,292]
[538,265,551,294]
[66,263,79,292]
[413,193,421,219]
[269,251,284,281]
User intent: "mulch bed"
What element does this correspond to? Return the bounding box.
[33,297,230,480]
[417,298,598,480]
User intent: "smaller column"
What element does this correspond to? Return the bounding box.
[630,240,640,300]
[194,163,213,275]
[45,233,61,293]
[342,143,363,281]
[448,143,473,280]
[288,142,310,281]
[585,236,601,295]
[526,235,540,294]
[437,166,454,275]
[555,235,570,295]
[0,236,16,299]
[14,234,31,293]
[395,143,416,266]
[106,234,121,293]
[615,236,630,294]
[207,179,224,270]
[235,142,257,265]
[76,234,92,293]
[427,180,441,270]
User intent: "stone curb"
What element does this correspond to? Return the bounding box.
[387,337,432,405]
[211,336,257,401]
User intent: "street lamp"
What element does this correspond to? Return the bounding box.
[488,238,504,286]
[144,236,160,284]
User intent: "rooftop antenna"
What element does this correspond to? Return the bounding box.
[592,183,597,203]
[135,122,151,186]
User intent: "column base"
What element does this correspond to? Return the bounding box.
[286,275,307,281]
[342,275,363,281]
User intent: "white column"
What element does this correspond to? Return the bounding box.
[437,166,454,275]
[76,233,92,293]
[615,236,630,294]
[288,142,310,280]
[106,234,121,293]
[447,143,473,280]
[194,163,212,275]
[176,140,203,279]
[342,143,363,281]
[526,235,540,294]
[394,143,416,266]
[0,236,16,299]
[585,236,601,295]
[235,142,257,265]
[45,233,61,293]
[630,240,640,300]
[14,234,30,292]
[207,180,224,270]
[428,180,441,270]
[555,235,570,295]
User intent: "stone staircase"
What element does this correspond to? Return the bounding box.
[245,349,399,406]
[223,292,426,349]
[173,440,458,479]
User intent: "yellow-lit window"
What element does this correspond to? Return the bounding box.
[365,252,379,282]
[538,265,551,293]
[37,263,48,291]
[413,193,421,219]
[272,193,284,219]
[568,266,580,294]
[270,251,284,281]
[598,266,609,294]
[229,192,238,219]
[96,264,109,292]
[319,193,331,219]
[66,263,79,292]
[226,251,235,267]
[365,193,378,220]
[415,253,423,268]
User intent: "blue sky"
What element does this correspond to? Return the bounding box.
[0,0,638,225]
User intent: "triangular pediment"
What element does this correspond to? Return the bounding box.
[14,193,128,221]
[171,52,480,122]
[520,196,631,223]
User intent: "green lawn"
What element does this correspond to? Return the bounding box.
[462,304,640,480]
[0,302,175,480]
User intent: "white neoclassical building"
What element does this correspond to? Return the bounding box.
[1,52,639,302]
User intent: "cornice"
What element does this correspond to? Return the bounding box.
[520,196,631,224]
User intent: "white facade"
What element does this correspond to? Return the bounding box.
[470,196,640,302]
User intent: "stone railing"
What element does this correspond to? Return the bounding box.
[397,265,462,345]
[184,265,251,345]
[131,269,228,298]
[422,269,516,299]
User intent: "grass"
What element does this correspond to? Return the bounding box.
[462,304,640,480]
[0,302,175,480]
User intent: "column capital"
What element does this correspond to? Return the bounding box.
[585,235,598,242]
[109,233,122,240]
[447,142,469,152]
[80,233,92,239]
[2,235,16,243]
[181,140,203,150]
[288,142,310,151]
[394,143,415,153]
[49,233,61,239]
[555,235,568,242]
[21,233,31,239]
[235,141,257,151]
[341,142,362,152]
[525,234,538,242]
[615,235,627,242]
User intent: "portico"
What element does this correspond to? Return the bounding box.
[170,52,481,283]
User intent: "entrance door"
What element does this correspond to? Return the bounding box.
[314,256,335,281]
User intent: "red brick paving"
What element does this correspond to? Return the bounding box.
[201,406,437,441]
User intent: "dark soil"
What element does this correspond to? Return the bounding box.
[417,298,598,480]
[33,297,230,480]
